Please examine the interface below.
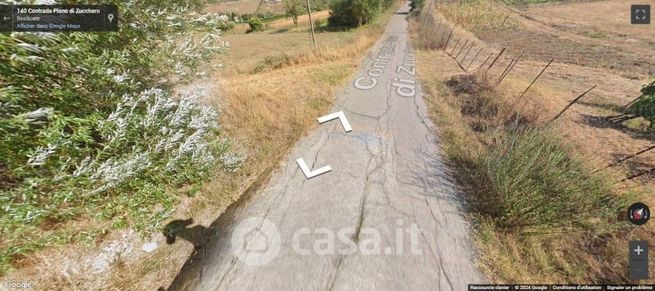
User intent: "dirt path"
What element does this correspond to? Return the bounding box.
[165,2,483,290]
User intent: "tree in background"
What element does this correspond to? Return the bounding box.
[284,0,304,26]
[328,0,391,27]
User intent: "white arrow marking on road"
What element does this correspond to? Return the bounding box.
[317,111,352,132]
[296,158,332,179]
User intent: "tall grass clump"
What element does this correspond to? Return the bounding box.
[443,73,625,235]
[420,26,632,284]
[475,128,625,234]
[415,13,445,50]
[0,0,238,273]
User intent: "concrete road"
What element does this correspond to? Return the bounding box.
[168,2,483,290]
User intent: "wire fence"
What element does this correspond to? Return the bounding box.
[421,11,655,184]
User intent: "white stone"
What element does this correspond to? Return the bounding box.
[142,242,158,253]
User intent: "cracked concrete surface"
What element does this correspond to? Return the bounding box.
[167,3,483,290]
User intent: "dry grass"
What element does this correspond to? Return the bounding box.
[220,26,378,75]
[524,0,655,44]
[421,0,655,196]
[474,223,628,283]
[436,0,519,32]
[205,0,286,14]
[267,10,331,30]
[412,4,655,281]
[415,49,631,283]
[220,61,360,153]
[205,11,384,212]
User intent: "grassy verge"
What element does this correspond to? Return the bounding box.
[419,65,631,283]
[410,6,641,278]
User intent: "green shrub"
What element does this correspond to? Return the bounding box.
[328,0,391,27]
[627,79,655,128]
[315,18,327,29]
[0,0,239,273]
[410,0,426,12]
[252,53,295,73]
[283,0,304,26]
[247,17,265,32]
[474,128,625,234]
[313,0,332,10]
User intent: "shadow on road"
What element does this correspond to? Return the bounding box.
[156,219,211,291]
[157,213,239,291]
[163,219,210,247]
[158,159,281,291]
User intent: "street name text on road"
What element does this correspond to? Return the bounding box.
[392,51,417,98]
[354,36,398,90]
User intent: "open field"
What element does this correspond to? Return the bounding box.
[267,10,331,30]
[219,10,336,74]
[477,0,655,78]
[0,2,399,289]
[413,0,655,283]
[205,0,286,14]
[523,0,655,45]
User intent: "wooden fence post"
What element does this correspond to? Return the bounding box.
[595,145,655,173]
[466,47,483,71]
[460,43,475,64]
[496,51,523,86]
[476,52,494,72]
[449,36,461,55]
[517,58,553,99]
[443,26,455,50]
[484,48,506,74]
[549,85,597,123]
[455,39,469,59]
